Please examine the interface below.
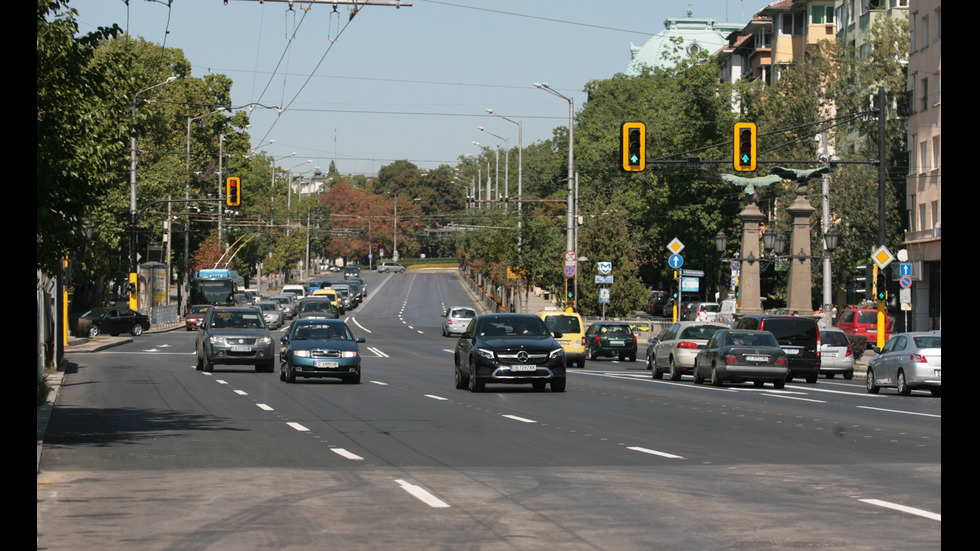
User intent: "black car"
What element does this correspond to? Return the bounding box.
[296,297,339,319]
[735,315,821,383]
[80,307,150,337]
[454,313,566,392]
[693,329,789,388]
[584,322,637,361]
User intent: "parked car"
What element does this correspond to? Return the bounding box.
[185,305,211,331]
[693,329,789,389]
[535,309,586,368]
[866,332,941,396]
[584,322,637,361]
[195,307,275,373]
[443,306,477,337]
[377,261,406,273]
[454,313,566,392]
[279,318,364,384]
[81,306,151,337]
[819,327,854,379]
[648,322,728,380]
[735,315,821,383]
[836,306,892,348]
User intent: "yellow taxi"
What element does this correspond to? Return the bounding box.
[535,308,586,368]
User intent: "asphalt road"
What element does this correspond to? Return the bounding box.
[37,271,941,550]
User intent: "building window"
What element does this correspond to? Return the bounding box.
[835,6,844,30]
[909,13,916,52]
[936,7,941,39]
[920,78,928,112]
[935,72,940,104]
[781,13,805,36]
[811,5,834,24]
[919,203,926,232]
[931,201,939,233]
[919,140,928,174]
[909,134,916,173]
[932,136,940,172]
[893,0,909,7]
[921,15,929,47]
[909,194,916,231]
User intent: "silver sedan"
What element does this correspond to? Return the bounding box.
[867,332,941,397]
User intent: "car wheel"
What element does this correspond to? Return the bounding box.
[285,364,296,383]
[454,365,468,389]
[693,362,704,385]
[825,373,835,379]
[550,378,566,392]
[753,381,765,388]
[866,368,880,394]
[773,379,785,389]
[279,362,286,381]
[645,354,653,371]
[196,354,204,371]
[619,354,626,362]
[576,358,585,369]
[843,370,854,380]
[469,372,484,393]
[349,368,361,384]
[629,354,636,362]
[897,370,911,396]
[805,375,818,384]
[668,357,682,381]
[710,365,723,386]
[204,357,214,373]
[88,325,99,338]
[930,388,942,397]
[532,381,546,391]
[651,356,664,379]
[264,361,275,373]
[131,324,143,336]
[590,347,599,361]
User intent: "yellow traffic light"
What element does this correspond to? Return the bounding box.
[621,122,646,172]
[734,122,757,172]
[226,176,241,207]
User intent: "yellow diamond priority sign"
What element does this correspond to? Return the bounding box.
[872,246,894,270]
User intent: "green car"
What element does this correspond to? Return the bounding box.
[585,322,637,362]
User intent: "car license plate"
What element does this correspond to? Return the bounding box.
[315,360,339,368]
[611,340,624,346]
[510,365,536,372]
[746,355,768,362]
[784,348,801,355]
[230,346,252,352]
[557,340,570,345]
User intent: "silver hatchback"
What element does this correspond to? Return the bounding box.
[443,306,477,337]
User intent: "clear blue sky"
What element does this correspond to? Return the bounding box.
[72,0,768,175]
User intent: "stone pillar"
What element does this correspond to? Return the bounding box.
[738,201,765,315]
[786,184,816,313]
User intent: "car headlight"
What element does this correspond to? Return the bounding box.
[477,348,496,361]
[549,348,564,360]
[257,336,272,345]
[293,350,311,358]
[209,336,226,345]
[342,350,358,358]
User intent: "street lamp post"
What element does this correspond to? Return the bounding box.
[478,126,508,210]
[534,82,575,310]
[487,109,524,311]
[129,76,176,310]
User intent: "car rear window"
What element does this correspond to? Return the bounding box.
[856,311,877,324]
[452,309,475,318]
[601,325,632,336]
[543,315,580,333]
[679,325,724,340]
[913,335,941,349]
[821,331,849,346]
[759,318,817,343]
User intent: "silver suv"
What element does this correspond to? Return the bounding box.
[377,261,405,273]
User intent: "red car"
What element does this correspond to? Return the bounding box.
[185,305,211,331]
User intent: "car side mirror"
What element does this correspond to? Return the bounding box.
[552,331,564,339]
[356,337,365,343]
[281,335,289,344]
[460,331,472,339]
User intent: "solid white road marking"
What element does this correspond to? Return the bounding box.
[256,404,273,411]
[424,394,448,401]
[857,406,941,418]
[331,448,364,461]
[234,390,247,396]
[216,380,228,385]
[627,446,685,459]
[349,317,372,334]
[502,414,536,423]
[395,479,450,508]
[287,422,309,432]
[370,381,388,385]
[860,499,941,521]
